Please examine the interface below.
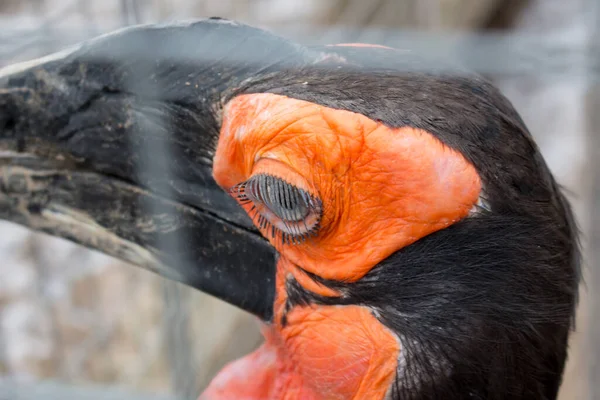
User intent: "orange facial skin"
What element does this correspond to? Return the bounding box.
[200,258,400,400]
[207,93,482,400]
[213,93,481,282]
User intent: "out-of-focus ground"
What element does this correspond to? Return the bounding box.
[0,0,594,399]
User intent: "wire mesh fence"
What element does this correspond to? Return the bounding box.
[0,0,596,399]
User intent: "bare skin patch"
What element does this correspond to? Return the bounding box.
[201,259,400,400]
[213,93,482,282]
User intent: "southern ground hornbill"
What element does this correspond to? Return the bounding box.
[0,18,580,400]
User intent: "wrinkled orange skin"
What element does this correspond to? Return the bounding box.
[214,93,481,282]
[205,93,482,399]
[200,259,399,400]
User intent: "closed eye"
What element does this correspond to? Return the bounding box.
[230,174,323,244]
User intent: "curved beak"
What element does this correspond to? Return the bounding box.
[0,18,307,321]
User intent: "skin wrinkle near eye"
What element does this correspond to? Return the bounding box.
[256,120,310,156]
[264,127,345,185]
[246,107,316,169]
[319,107,365,174]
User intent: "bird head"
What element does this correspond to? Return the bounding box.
[0,19,580,400]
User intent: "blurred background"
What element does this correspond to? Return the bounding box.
[0,0,596,399]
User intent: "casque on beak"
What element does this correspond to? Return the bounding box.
[0,18,310,321]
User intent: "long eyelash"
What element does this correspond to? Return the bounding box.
[230,174,322,245]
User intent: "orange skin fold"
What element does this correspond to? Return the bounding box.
[200,258,400,400]
[205,93,482,399]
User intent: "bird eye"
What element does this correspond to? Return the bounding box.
[230,174,322,244]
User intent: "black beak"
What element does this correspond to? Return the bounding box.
[0,18,310,321]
